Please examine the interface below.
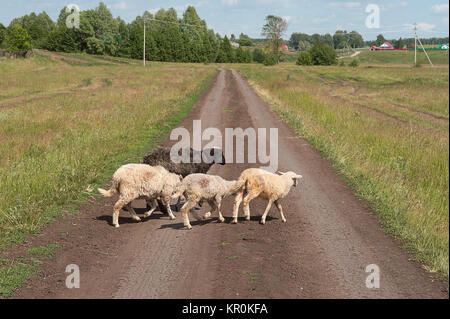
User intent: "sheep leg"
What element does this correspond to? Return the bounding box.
[260,200,274,225]
[191,208,203,221]
[242,191,260,223]
[157,199,168,215]
[126,203,142,222]
[274,200,287,223]
[113,198,127,228]
[144,199,158,218]
[231,191,243,224]
[162,196,176,220]
[216,198,225,223]
[203,200,216,220]
[181,200,196,230]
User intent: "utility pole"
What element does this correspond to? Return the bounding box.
[414,23,417,66]
[413,23,433,67]
[143,19,146,67]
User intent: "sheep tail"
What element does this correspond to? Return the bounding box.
[98,180,119,197]
[229,178,247,195]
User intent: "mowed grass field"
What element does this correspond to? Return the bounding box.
[0,52,217,250]
[235,63,449,278]
[342,49,449,65]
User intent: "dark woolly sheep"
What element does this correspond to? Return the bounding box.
[142,146,226,213]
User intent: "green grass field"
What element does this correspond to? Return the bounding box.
[0,52,217,250]
[234,63,449,278]
[342,49,449,65]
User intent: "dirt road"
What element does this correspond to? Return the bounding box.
[12,68,447,299]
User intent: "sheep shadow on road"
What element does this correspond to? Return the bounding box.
[159,215,277,230]
[96,205,180,227]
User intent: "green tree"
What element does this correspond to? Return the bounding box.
[263,53,277,66]
[395,37,404,49]
[333,30,347,49]
[216,36,234,63]
[261,15,287,63]
[237,33,253,46]
[252,47,265,63]
[289,32,310,50]
[0,23,6,47]
[6,24,33,54]
[309,42,337,65]
[376,34,386,46]
[322,33,334,48]
[243,49,252,63]
[296,51,313,65]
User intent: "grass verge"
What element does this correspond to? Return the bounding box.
[0,55,217,251]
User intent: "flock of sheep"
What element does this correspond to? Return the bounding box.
[98,147,302,229]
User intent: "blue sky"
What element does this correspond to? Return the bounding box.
[0,0,448,40]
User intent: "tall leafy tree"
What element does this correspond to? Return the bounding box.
[376,34,386,46]
[0,23,6,47]
[261,15,287,63]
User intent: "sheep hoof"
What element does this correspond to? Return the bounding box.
[133,217,142,222]
[245,216,251,221]
[203,212,212,219]
[260,220,266,225]
[170,216,176,220]
[114,224,120,228]
[219,218,225,223]
[231,219,238,224]
[282,219,287,223]
[186,225,192,230]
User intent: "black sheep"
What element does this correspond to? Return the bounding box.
[142,146,226,213]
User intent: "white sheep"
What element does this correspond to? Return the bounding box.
[172,173,239,230]
[98,164,182,228]
[230,168,272,224]
[232,169,302,225]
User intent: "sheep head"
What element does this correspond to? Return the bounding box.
[278,171,303,187]
[203,147,226,166]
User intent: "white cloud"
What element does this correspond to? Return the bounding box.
[330,2,361,9]
[196,1,209,7]
[113,2,127,10]
[282,16,291,23]
[222,0,238,5]
[404,22,436,31]
[431,4,449,13]
[148,8,160,14]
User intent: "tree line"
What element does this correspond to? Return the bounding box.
[289,31,448,51]
[0,2,253,63]
[289,31,364,50]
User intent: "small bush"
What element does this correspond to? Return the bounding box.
[339,60,345,67]
[263,54,277,66]
[309,42,337,66]
[296,51,313,66]
[5,25,32,54]
[252,48,265,63]
[349,59,359,67]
